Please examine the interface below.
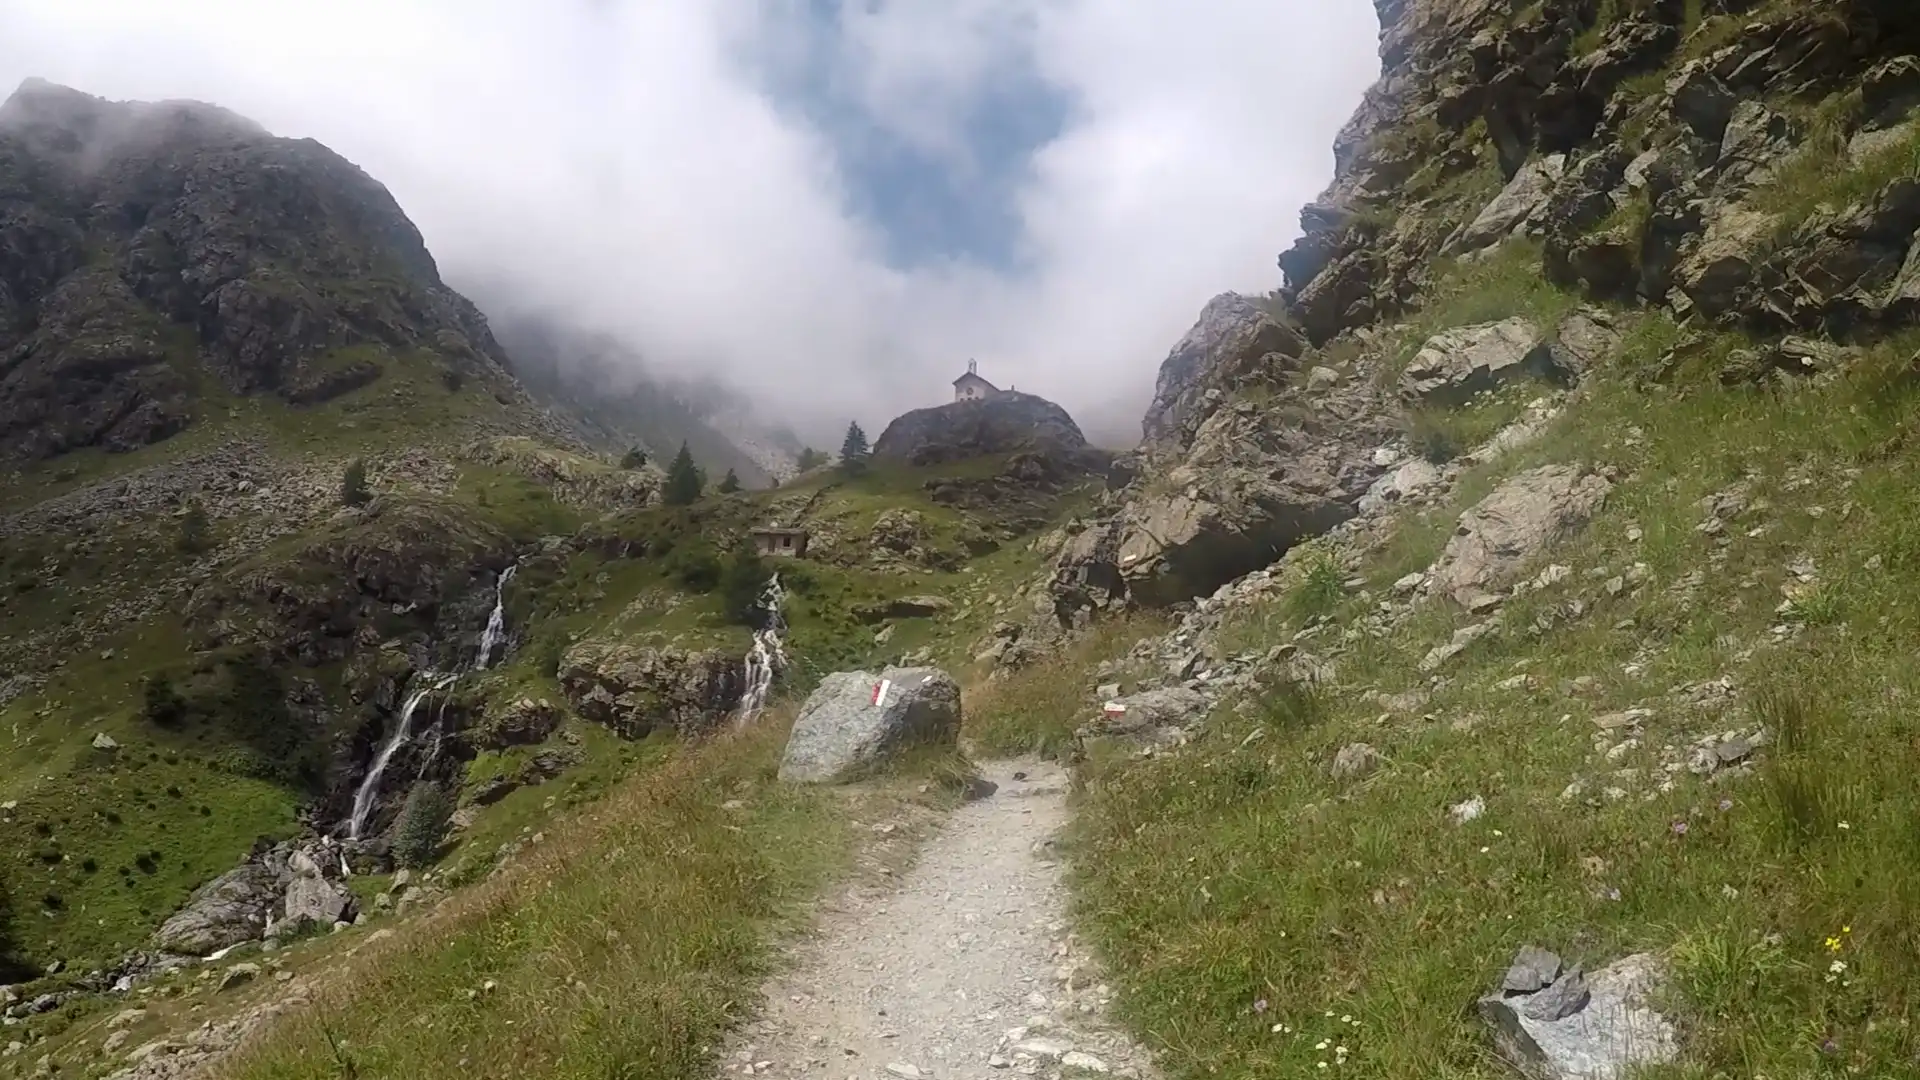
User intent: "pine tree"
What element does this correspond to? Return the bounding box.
[717,468,741,494]
[392,782,455,869]
[620,446,648,470]
[662,442,703,506]
[796,447,828,471]
[839,422,870,475]
[341,458,371,506]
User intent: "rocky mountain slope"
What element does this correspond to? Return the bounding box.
[958,1,1920,1077]
[0,78,572,463]
[0,78,1113,1076]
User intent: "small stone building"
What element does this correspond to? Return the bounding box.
[750,526,810,559]
[952,359,1000,402]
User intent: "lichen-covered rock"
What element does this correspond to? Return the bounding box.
[1429,464,1612,607]
[1400,317,1565,405]
[559,641,746,739]
[1449,154,1565,255]
[778,667,962,784]
[1479,951,1677,1080]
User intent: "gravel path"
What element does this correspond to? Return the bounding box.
[724,759,1155,1080]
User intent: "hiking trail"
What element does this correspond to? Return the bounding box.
[723,758,1156,1079]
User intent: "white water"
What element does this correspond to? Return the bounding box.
[736,573,788,724]
[476,564,517,669]
[347,673,456,839]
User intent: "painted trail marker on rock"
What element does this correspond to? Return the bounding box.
[873,679,893,709]
[1103,702,1127,717]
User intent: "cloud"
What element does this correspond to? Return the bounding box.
[0,0,1379,446]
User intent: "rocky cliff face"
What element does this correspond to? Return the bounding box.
[0,78,534,461]
[872,390,1099,469]
[1035,0,1920,634]
[1280,0,1920,344]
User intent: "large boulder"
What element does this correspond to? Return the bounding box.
[1478,950,1678,1080]
[1428,464,1612,607]
[1448,154,1565,255]
[1140,293,1307,456]
[1106,391,1392,608]
[871,392,1092,468]
[1674,207,1780,319]
[1400,318,1568,405]
[778,667,962,784]
[151,859,286,956]
[276,848,355,933]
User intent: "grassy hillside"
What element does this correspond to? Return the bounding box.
[1035,239,1920,1080]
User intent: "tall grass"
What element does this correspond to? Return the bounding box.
[964,615,1173,758]
[1065,311,1920,1077]
[217,713,851,1080]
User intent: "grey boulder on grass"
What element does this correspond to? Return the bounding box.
[779,667,962,784]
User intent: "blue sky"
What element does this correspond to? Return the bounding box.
[757,0,1072,271]
[2,0,1381,443]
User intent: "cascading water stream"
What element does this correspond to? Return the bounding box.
[736,573,788,724]
[347,673,456,839]
[344,562,522,838]
[476,563,517,670]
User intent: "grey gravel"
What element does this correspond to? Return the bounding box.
[726,759,1155,1079]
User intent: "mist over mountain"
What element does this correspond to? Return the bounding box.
[2,1,1379,450]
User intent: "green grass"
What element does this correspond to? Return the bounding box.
[1384,243,1583,384]
[211,716,916,1080]
[1062,311,1920,1078]
[964,615,1173,758]
[0,619,306,966]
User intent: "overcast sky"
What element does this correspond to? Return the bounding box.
[1,0,1380,446]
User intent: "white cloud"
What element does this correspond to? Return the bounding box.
[0,0,1378,446]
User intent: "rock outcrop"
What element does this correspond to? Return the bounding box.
[1043,298,1398,618]
[1139,293,1306,457]
[778,667,962,784]
[1428,464,1612,607]
[872,392,1094,468]
[151,841,358,956]
[558,641,746,739]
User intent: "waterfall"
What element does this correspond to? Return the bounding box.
[346,673,456,839]
[735,573,788,724]
[476,563,517,669]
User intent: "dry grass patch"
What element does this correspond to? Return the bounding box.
[214,706,953,1080]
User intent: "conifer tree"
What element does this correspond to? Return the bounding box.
[839,422,870,475]
[718,468,742,494]
[662,442,703,505]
